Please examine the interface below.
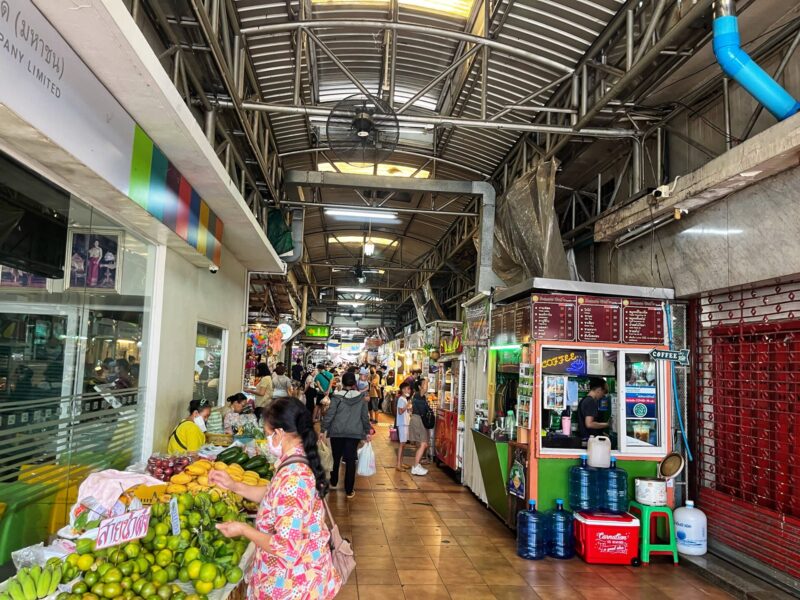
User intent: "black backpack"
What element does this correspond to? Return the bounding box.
[422,405,436,429]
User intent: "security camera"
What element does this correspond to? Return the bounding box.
[209,265,219,274]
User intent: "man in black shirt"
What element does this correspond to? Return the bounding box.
[291,358,305,384]
[577,377,610,439]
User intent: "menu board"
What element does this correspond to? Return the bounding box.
[531,294,577,341]
[622,299,665,344]
[503,308,516,343]
[577,296,621,342]
[514,300,531,343]
[491,308,503,344]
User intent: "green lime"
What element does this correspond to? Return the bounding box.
[121,577,132,590]
[153,536,168,551]
[186,560,202,581]
[140,583,156,599]
[72,583,88,595]
[103,567,122,584]
[212,574,226,590]
[198,564,217,584]
[157,585,172,600]
[225,567,242,585]
[165,565,178,582]
[84,572,100,587]
[103,583,122,598]
[155,550,172,568]
[124,544,141,559]
[90,583,105,597]
[150,569,168,587]
[132,580,146,595]
[183,548,200,564]
[177,568,190,583]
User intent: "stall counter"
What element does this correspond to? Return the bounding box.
[470,429,509,517]
[535,456,659,512]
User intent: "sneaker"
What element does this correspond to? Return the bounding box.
[330,482,338,489]
[411,465,428,476]
[346,491,356,499]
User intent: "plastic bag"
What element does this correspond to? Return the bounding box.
[356,442,376,477]
[318,438,333,473]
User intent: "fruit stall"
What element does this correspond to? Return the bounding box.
[0,443,275,600]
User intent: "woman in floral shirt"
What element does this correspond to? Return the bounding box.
[212,398,341,600]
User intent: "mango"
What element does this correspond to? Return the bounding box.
[170,472,192,485]
[166,484,187,494]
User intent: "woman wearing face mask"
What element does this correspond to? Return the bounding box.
[209,398,341,600]
[395,381,412,471]
[167,399,211,453]
[320,372,371,499]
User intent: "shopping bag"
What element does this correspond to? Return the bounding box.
[356,442,376,477]
[318,438,334,473]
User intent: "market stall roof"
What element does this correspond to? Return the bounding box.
[228,0,627,301]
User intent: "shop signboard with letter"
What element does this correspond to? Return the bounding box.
[541,349,587,376]
[651,349,689,366]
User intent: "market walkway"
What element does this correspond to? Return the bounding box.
[327,417,734,600]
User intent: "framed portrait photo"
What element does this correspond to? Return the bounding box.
[65,229,124,293]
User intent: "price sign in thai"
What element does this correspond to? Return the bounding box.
[169,497,181,535]
[577,296,621,343]
[622,299,665,344]
[531,294,577,341]
[95,507,151,550]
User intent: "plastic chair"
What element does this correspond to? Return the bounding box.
[628,500,679,565]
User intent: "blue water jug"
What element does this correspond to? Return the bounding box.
[600,456,629,513]
[569,454,598,511]
[548,499,575,559]
[516,500,547,560]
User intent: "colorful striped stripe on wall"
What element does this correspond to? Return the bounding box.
[129,125,224,265]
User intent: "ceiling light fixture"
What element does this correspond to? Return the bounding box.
[325,209,399,221]
[364,240,375,256]
[338,301,365,307]
[337,287,372,293]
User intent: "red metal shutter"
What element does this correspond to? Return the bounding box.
[694,282,800,578]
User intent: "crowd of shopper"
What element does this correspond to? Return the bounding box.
[163,356,435,599]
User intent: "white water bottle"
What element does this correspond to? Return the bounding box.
[674,500,707,556]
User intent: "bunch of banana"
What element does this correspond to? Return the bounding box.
[2,560,62,600]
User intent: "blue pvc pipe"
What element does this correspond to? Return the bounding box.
[713,15,800,121]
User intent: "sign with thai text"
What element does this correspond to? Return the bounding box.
[95,507,151,550]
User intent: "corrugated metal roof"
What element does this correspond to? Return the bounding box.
[234,0,623,287]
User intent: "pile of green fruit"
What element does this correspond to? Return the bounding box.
[6,491,249,600]
[2,560,63,600]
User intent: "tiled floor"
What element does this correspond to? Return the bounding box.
[326,417,734,600]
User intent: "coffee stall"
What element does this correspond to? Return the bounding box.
[471,279,675,526]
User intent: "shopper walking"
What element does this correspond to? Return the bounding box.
[321,372,371,499]
[408,378,431,476]
[252,363,273,418]
[395,381,412,471]
[303,366,318,416]
[210,398,341,600]
[272,364,293,399]
[368,366,381,423]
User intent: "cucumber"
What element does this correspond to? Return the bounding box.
[242,457,266,471]
[217,448,242,463]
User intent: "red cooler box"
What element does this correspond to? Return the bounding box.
[574,511,640,565]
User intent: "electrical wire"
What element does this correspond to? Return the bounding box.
[666,302,693,462]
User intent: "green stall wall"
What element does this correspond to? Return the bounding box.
[537,457,658,512]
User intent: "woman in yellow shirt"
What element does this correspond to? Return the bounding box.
[167,400,211,453]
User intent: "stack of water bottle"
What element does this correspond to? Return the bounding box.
[517,454,628,560]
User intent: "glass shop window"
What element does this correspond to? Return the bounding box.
[194,323,225,405]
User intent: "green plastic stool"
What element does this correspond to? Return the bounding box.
[628,501,679,565]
